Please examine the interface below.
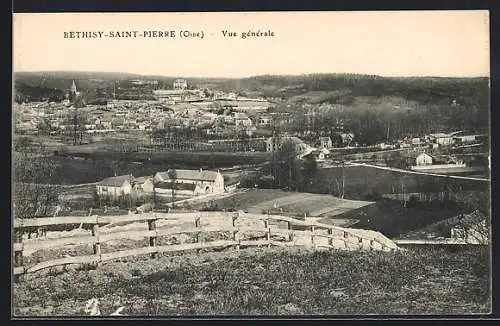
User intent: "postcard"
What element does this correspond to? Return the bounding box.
[12,11,491,317]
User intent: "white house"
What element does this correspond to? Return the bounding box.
[319,136,333,149]
[406,152,433,167]
[233,113,253,127]
[153,169,225,196]
[415,153,433,166]
[411,137,422,146]
[96,174,135,198]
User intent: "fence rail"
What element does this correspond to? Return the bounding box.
[13,211,399,280]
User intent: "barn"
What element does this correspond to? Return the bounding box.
[405,152,433,167]
[153,169,225,196]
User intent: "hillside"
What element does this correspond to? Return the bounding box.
[13,246,490,316]
[13,71,232,93]
[14,71,489,105]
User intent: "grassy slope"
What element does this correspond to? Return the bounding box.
[13,246,490,316]
[313,166,489,199]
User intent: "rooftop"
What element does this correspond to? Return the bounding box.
[99,174,135,187]
[155,169,221,182]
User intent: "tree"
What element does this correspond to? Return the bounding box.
[301,155,317,191]
[167,169,177,206]
[278,140,297,191]
[13,142,62,223]
[66,107,89,145]
[451,210,489,244]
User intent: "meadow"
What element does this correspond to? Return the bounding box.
[194,189,373,219]
[13,246,490,316]
[311,166,490,200]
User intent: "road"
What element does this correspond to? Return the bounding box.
[349,162,490,182]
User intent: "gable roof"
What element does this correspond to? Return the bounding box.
[405,151,434,159]
[133,176,151,185]
[155,169,221,182]
[155,182,197,191]
[99,174,134,187]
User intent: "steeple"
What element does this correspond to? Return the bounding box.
[70,80,77,94]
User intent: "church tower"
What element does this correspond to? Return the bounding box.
[70,80,77,93]
[69,80,78,103]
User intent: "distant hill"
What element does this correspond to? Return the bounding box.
[14,71,489,103]
[218,74,489,106]
[13,71,233,91]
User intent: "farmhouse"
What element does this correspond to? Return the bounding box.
[406,152,433,167]
[153,169,225,196]
[96,174,135,198]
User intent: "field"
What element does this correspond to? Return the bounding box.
[13,246,490,316]
[193,189,374,220]
[311,166,490,200]
[344,199,470,238]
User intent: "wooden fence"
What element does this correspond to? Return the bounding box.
[13,211,399,280]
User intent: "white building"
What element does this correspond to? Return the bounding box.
[173,79,188,90]
[96,174,135,198]
[153,169,225,196]
[319,136,333,149]
[415,153,433,166]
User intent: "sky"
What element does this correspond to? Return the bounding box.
[13,11,490,78]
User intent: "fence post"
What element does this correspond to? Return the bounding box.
[232,212,239,250]
[311,225,315,248]
[328,228,333,247]
[343,231,349,250]
[14,230,24,282]
[148,214,158,259]
[287,221,293,242]
[92,215,102,267]
[196,213,203,253]
[358,237,364,250]
[265,214,271,248]
[194,214,201,244]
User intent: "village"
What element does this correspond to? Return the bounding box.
[15,78,489,159]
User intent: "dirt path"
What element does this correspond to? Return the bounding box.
[351,162,490,182]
